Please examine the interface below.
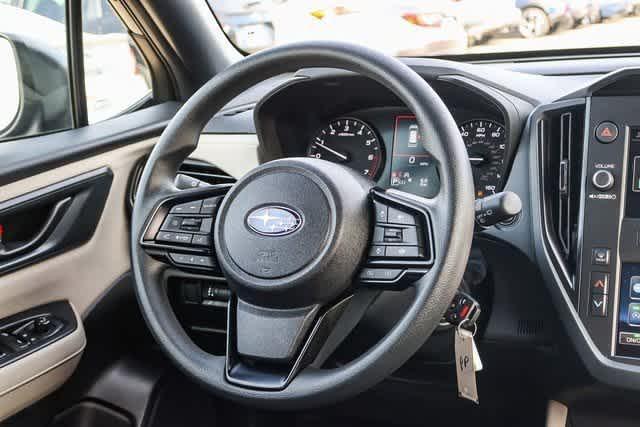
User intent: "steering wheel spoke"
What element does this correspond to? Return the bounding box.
[139,184,232,274]
[225,288,380,390]
[358,188,438,291]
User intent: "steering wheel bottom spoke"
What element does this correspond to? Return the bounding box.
[357,188,438,291]
[225,289,381,390]
[139,184,232,276]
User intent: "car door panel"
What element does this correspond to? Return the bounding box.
[0,137,155,422]
[0,99,261,421]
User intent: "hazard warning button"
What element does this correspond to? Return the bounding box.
[595,121,619,144]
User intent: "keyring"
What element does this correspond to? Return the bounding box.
[457,318,477,337]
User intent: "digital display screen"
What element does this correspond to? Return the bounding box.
[390,115,438,197]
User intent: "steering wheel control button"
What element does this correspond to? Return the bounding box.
[170,200,203,214]
[161,215,183,232]
[592,170,615,192]
[590,294,608,317]
[595,121,619,144]
[359,268,403,282]
[199,217,214,234]
[370,246,386,257]
[388,207,416,225]
[200,196,222,214]
[630,276,640,300]
[170,253,215,268]
[156,231,193,245]
[591,248,611,266]
[629,303,640,326]
[374,202,388,223]
[385,246,421,258]
[401,226,419,245]
[191,234,212,247]
[383,227,403,242]
[180,218,203,232]
[589,272,609,295]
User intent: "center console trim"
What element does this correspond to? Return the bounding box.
[532,67,640,392]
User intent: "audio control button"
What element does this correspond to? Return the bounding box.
[592,170,615,192]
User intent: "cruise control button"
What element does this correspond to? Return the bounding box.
[590,294,607,317]
[360,268,403,282]
[629,303,640,326]
[170,200,203,214]
[631,276,640,300]
[388,207,416,225]
[199,217,213,233]
[192,234,211,247]
[595,121,618,144]
[385,246,421,258]
[156,231,193,245]
[620,332,640,346]
[170,253,216,268]
[590,272,609,295]
[402,226,419,245]
[374,201,388,223]
[201,197,222,214]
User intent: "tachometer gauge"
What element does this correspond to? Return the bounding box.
[308,118,383,178]
[460,119,507,198]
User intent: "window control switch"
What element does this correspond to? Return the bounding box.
[0,332,29,352]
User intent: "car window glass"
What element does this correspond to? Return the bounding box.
[0,37,21,133]
[0,2,73,142]
[82,0,152,124]
[209,0,640,58]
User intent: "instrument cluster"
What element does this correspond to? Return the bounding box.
[306,110,509,198]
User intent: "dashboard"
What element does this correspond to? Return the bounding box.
[197,61,640,410]
[255,75,518,200]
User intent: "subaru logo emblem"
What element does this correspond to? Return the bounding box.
[246,206,303,236]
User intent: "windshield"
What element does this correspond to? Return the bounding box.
[208,0,640,58]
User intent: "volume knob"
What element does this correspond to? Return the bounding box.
[592,170,615,192]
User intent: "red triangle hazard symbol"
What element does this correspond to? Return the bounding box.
[601,127,613,138]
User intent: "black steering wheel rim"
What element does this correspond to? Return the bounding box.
[131,41,475,409]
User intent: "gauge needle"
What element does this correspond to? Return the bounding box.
[314,143,348,162]
[468,155,485,166]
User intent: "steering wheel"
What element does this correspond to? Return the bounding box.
[131,41,475,409]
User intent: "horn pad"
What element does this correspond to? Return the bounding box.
[214,158,373,309]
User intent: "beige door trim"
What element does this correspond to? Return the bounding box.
[0,132,259,421]
[546,400,569,427]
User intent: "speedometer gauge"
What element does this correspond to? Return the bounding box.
[308,118,383,178]
[460,119,507,198]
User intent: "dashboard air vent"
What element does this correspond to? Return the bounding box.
[539,104,585,287]
[128,158,236,210]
